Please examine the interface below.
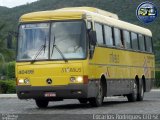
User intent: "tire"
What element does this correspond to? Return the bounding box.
[127,80,138,102]
[89,81,104,107]
[137,79,144,101]
[35,100,49,108]
[78,98,88,104]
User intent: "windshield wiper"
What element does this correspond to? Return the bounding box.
[51,44,68,63]
[31,37,47,63]
[51,33,68,63]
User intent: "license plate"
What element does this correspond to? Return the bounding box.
[44,92,56,97]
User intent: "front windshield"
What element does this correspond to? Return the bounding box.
[17,23,49,61]
[17,21,86,61]
[50,21,86,60]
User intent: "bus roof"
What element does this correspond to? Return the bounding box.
[58,7,119,19]
[20,7,152,37]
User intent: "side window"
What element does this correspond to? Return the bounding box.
[145,36,153,52]
[95,23,103,44]
[123,30,131,49]
[114,28,122,47]
[104,25,113,46]
[131,32,138,50]
[139,34,145,51]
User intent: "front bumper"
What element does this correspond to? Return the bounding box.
[16,82,98,100]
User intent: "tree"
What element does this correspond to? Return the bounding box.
[0,24,15,77]
[0,24,13,63]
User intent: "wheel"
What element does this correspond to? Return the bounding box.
[35,100,49,108]
[127,80,138,102]
[89,81,104,107]
[78,98,88,104]
[137,79,144,101]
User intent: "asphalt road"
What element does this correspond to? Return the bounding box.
[0,90,160,120]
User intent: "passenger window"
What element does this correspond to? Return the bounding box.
[145,36,153,52]
[114,28,122,48]
[123,30,131,49]
[95,23,104,44]
[104,25,113,46]
[131,32,138,50]
[139,34,145,51]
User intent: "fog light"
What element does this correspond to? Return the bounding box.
[18,79,24,84]
[70,77,76,83]
[77,76,83,83]
[77,91,82,94]
[24,79,30,84]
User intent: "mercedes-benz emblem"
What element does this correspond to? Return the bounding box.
[46,78,52,84]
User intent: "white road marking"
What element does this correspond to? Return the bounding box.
[151,89,160,92]
[0,94,17,98]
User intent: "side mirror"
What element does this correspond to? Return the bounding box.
[7,34,13,49]
[7,31,18,49]
[89,30,97,46]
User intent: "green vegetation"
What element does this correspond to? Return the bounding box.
[0,62,15,93]
[6,61,15,79]
[155,71,160,88]
[0,80,16,93]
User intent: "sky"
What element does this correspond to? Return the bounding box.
[0,0,38,8]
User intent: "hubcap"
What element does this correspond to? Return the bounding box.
[141,84,144,97]
[97,84,103,103]
[133,82,137,98]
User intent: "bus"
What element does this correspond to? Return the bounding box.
[16,7,155,108]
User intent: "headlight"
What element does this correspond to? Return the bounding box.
[76,76,83,83]
[18,78,30,84]
[18,79,24,84]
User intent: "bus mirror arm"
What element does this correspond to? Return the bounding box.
[89,46,94,59]
[89,30,97,46]
[7,31,18,49]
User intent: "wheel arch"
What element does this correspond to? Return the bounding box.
[100,74,107,96]
[135,75,139,85]
[142,75,146,92]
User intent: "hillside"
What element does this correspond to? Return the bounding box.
[0,0,160,62]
